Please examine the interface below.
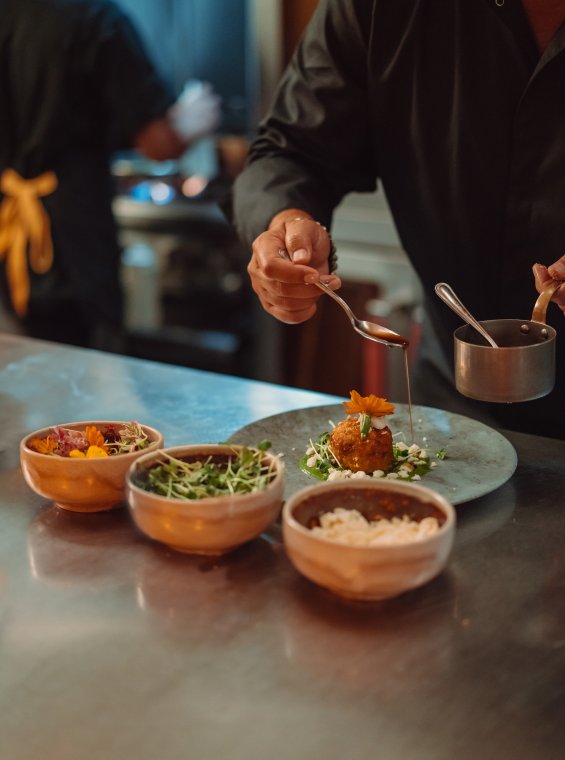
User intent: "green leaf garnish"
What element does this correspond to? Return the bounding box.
[300,434,436,482]
[359,413,371,439]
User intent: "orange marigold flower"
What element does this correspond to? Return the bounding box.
[29,436,56,454]
[343,389,395,417]
[85,425,107,453]
[85,445,109,458]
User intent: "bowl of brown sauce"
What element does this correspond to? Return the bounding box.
[282,479,456,601]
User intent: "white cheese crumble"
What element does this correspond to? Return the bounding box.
[311,507,440,546]
[368,414,388,430]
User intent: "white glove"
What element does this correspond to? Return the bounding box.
[170,80,221,142]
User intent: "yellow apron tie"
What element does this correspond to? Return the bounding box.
[0,168,58,316]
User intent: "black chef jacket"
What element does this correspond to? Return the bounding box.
[233,0,565,439]
[0,0,175,345]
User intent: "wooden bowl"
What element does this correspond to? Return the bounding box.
[282,479,456,601]
[126,444,285,555]
[20,421,164,513]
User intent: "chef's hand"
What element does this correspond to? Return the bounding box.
[533,256,565,314]
[248,209,341,323]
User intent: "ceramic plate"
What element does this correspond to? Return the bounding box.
[227,404,517,505]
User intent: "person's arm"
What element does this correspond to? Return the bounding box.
[233,0,376,246]
[83,4,218,161]
[133,81,222,161]
[233,0,373,323]
[133,115,187,161]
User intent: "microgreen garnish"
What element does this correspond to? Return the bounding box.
[135,444,278,500]
[298,432,339,480]
[359,413,372,439]
[299,432,440,482]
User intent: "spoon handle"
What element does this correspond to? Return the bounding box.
[435,282,498,348]
[314,280,356,323]
[278,247,358,328]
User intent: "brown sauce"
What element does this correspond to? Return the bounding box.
[294,487,446,529]
[364,322,410,347]
[402,346,414,444]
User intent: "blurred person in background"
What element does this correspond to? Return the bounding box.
[0,0,220,351]
[232,0,565,439]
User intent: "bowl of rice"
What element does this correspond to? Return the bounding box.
[282,479,456,601]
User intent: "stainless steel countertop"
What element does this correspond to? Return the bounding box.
[1,335,564,760]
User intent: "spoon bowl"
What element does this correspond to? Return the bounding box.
[314,280,409,347]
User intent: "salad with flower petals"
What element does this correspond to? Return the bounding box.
[28,421,150,459]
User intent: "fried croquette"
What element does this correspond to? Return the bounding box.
[329,416,393,473]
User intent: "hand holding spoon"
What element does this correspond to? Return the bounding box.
[278,248,409,347]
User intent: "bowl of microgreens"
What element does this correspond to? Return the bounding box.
[126,442,285,555]
[20,420,164,513]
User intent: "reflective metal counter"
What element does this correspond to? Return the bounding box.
[1,335,564,760]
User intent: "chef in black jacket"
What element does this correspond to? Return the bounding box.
[232,0,565,439]
[0,0,219,350]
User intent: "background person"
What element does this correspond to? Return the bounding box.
[0,0,220,351]
[232,0,565,439]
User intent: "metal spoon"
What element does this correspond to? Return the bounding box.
[314,280,409,347]
[435,282,499,348]
[277,248,409,347]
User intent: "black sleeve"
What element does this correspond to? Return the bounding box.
[79,1,176,149]
[232,0,378,247]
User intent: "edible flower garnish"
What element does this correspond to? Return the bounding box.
[28,435,57,455]
[69,445,108,459]
[343,390,395,417]
[28,421,150,458]
[86,425,107,451]
[343,390,395,440]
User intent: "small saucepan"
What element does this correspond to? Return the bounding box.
[443,281,562,403]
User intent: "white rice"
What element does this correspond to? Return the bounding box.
[311,507,440,546]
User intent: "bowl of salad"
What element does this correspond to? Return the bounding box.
[20,420,164,512]
[126,442,285,555]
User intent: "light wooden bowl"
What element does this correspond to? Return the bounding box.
[282,479,456,601]
[20,421,164,513]
[126,444,285,555]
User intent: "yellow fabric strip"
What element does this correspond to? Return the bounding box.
[0,168,58,316]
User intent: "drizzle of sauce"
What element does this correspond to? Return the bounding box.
[402,346,414,444]
[367,328,413,443]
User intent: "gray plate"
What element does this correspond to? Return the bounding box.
[227,404,517,505]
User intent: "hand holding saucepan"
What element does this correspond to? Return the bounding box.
[533,255,565,314]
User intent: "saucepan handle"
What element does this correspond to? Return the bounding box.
[531,280,563,324]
